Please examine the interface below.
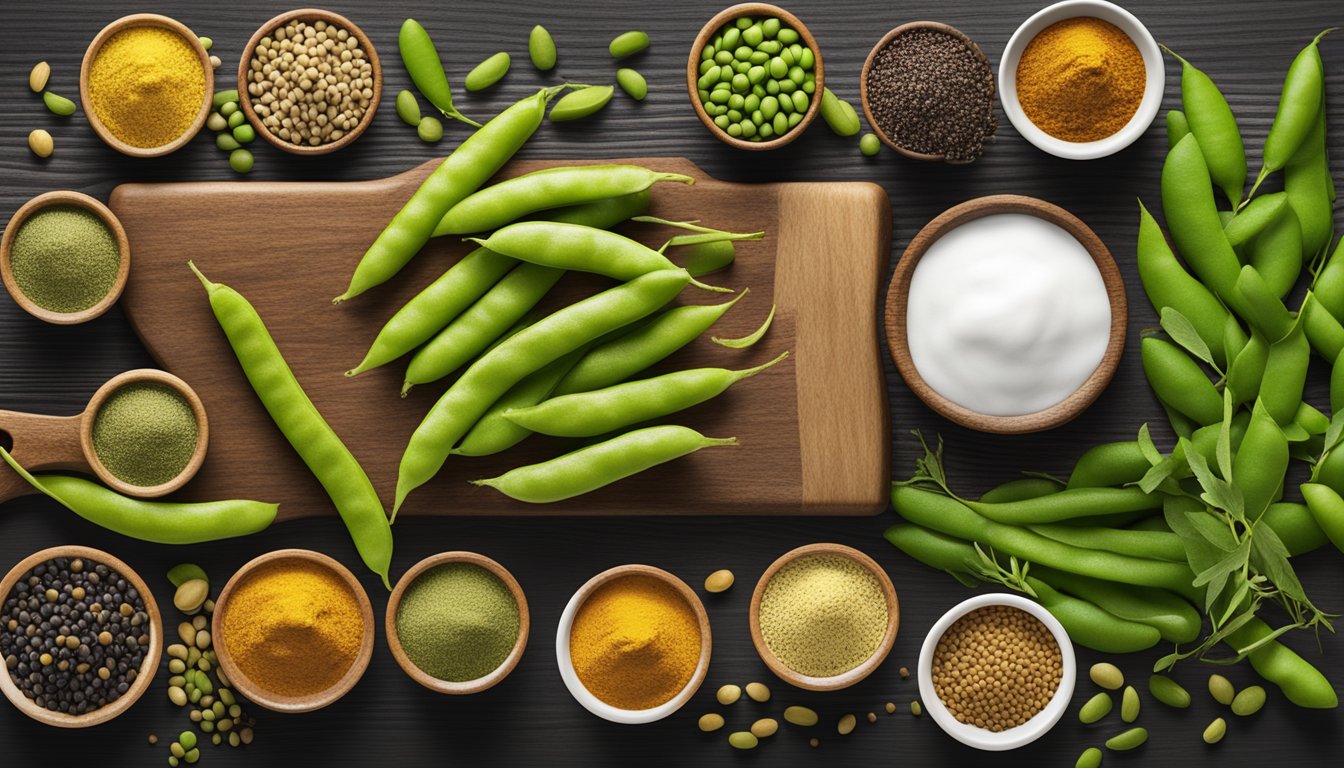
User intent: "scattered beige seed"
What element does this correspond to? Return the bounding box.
[809,738,819,748]
[716,684,742,705]
[745,682,770,702]
[910,700,922,717]
[899,666,910,679]
[885,702,896,714]
[728,731,758,750]
[750,718,778,738]
[698,713,724,732]
[867,712,877,723]
[28,129,53,158]
[704,569,735,593]
[29,61,50,92]
[837,713,856,735]
[1090,662,1125,690]
[783,705,819,726]
[1208,674,1235,706]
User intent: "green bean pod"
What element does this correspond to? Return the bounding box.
[464,51,511,92]
[1233,400,1289,520]
[1025,577,1162,653]
[1141,337,1222,426]
[670,239,737,277]
[1227,331,1269,404]
[398,19,480,127]
[1332,348,1344,414]
[1225,192,1288,247]
[1299,483,1344,553]
[1026,524,1187,562]
[1234,265,1294,342]
[1188,411,1250,473]
[1067,441,1151,489]
[1314,240,1344,321]
[1171,51,1247,207]
[964,486,1160,525]
[1259,324,1310,424]
[452,348,587,457]
[883,523,983,576]
[1163,134,1243,302]
[0,447,275,545]
[1136,202,1236,366]
[507,352,787,437]
[1301,293,1344,360]
[1253,30,1331,193]
[1165,109,1190,150]
[1285,99,1333,259]
[434,166,691,236]
[191,264,392,586]
[468,222,722,288]
[402,263,564,393]
[1249,205,1304,299]
[335,88,558,302]
[554,293,745,395]
[981,477,1064,503]
[1226,616,1338,709]
[395,269,691,512]
[473,425,736,503]
[891,486,1194,591]
[1030,564,1201,644]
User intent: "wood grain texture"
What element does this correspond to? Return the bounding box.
[2,1,1342,766]
[107,157,888,517]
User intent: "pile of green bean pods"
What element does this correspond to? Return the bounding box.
[889,31,1341,714]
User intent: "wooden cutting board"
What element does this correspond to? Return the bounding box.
[107,157,890,518]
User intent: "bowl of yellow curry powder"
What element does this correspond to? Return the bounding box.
[998,0,1164,160]
[213,549,373,713]
[80,14,212,157]
[750,543,899,690]
[557,565,711,724]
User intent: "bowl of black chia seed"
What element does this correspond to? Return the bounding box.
[861,22,998,163]
[0,546,161,727]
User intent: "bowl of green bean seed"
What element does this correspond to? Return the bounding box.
[688,3,824,150]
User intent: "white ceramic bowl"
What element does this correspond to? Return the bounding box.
[918,593,1076,751]
[999,0,1164,159]
[555,565,711,724]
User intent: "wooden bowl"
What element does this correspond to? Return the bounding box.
[212,549,374,713]
[0,191,131,325]
[884,195,1127,434]
[238,8,382,156]
[749,543,899,691]
[860,22,993,163]
[0,545,162,728]
[385,551,529,695]
[80,369,210,498]
[687,3,824,151]
[555,565,711,723]
[80,14,213,158]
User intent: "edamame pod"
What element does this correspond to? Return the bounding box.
[1224,192,1288,247]
[452,347,587,457]
[964,487,1161,525]
[819,88,860,136]
[1227,331,1269,405]
[1249,205,1303,299]
[1285,99,1332,259]
[1163,134,1243,303]
[1258,324,1310,424]
[528,25,557,71]
[1313,240,1344,321]
[550,85,615,122]
[1170,50,1246,207]
[981,477,1064,503]
[465,52,511,92]
[1141,337,1222,426]
[1067,441,1151,489]
[1166,109,1190,150]
[506,352,788,437]
[883,524,981,575]
[0,447,276,545]
[1251,29,1331,195]
[1226,616,1337,709]
[1264,502,1328,555]
[1234,265,1294,342]
[191,264,392,586]
[435,166,689,236]
[1136,202,1237,366]
[1233,400,1289,520]
[1030,564,1202,643]
[1026,577,1161,653]
[1301,293,1344,360]
[396,269,691,512]
[336,88,561,301]
[474,425,735,503]
[1027,525,1186,563]
[398,19,480,127]
[1300,483,1344,553]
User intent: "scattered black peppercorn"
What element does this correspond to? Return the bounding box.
[865,28,997,163]
[1,556,150,715]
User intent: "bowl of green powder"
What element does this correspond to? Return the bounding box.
[386,552,529,695]
[82,369,209,497]
[1,191,130,324]
[750,543,900,691]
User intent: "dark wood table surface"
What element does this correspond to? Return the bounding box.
[2,1,1341,764]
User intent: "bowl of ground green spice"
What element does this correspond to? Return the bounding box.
[1,191,130,324]
[81,369,209,497]
[749,543,899,691]
[386,552,529,695]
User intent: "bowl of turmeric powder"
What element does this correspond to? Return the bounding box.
[999,0,1164,159]
[80,14,213,158]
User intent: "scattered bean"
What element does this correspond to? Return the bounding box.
[1231,685,1266,715]
[550,85,615,122]
[29,61,50,92]
[616,68,648,101]
[860,133,881,156]
[1121,686,1140,723]
[705,569,735,593]
[207,113,228,132]
[609,31,650,59]
[1076,747,1102,768]
[837,713,856,735]
[43,91,76,116]
[417,116,444,143]
[910,700,923,716]
[1208,674,1235,705]
[698,713,724,732]
[1079,692,1113,724]
[28,129,53,158]
[1090,662,1124,690]
[751,718,778,738]
[745,681,770,702]
[820,88,860,136]
[229,149,253,174]
[716,684,741,705]
[465,52,511,92]
[784,705,818,726]
[1105,727,1148,751]
[529,25,557,71]
[1148,675,1191,708]
[1203,717,1227,744]
[396,90,422,127]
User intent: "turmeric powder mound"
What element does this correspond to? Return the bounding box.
[1015,17,1145,143]
[88,26,206,148]
[220,560,364,698]
[569,574,701,710]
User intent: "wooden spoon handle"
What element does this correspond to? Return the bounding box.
[0,410,88,503]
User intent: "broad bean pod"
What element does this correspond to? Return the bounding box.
[1169,49,1246,207]
[1141,337,1222,426]
[1026,524,1187,563]
[1025,577,1162,653]
[1232,400,1289,520]
[1162,134,1243,304]
[980,477,1063,503]
[1029,564,1202,644]
[1248,206,1303,299]
[1226,617,1338,709]
[1067,441,1151,489]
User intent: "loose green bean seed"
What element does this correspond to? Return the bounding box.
[529,25,557,71]
[226,109,244,129]
[1208,674,1235,705]
[417,116,444,143]
[212,90,238,109]
[1075,747,1102,768]
[42,91,76,116]
[551,85,615,122]
[616,68,647,101]
[1148,675,1191,708]
[216,133,240,151]
[1120,686,1140,722]
[1231,685,1266,715]
[1203,717,1227,744]
[465,52,511,92]
[609,30,650,58]
[228,149,253,174]
[1105,727,1148,751]
[860,133,880,156]
[820,88,860,136]
[728,731,758,750]
[206,112,227,132]
[1079,692,1113,724]
[232,124,255,144]
[1091,663,1124,690]
[396,90,422,126]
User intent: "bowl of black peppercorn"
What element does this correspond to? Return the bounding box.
[0,545,162,727]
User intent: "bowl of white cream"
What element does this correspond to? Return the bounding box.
[886,195,1126,433]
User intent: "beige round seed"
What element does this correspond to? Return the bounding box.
[28,129,53,158]
[885,702,896,714]
[750,718,778,738]
[866,712,877,723]
[174,579,209,614]
[716,684,741,705]
[178,622,196,645]
[704,569,735,593]
[745,682,770,702]
[698,713,724,732]
[29,61,50,93]
[728,731,758,750]
[784,705,818,726]
[837,713,856,735]
[809,738,819,748]
[1090,663,1125,690]
[1231,685,1266,716]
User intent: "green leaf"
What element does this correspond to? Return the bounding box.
[1164,498,1225,573]
[1139,457,1180,494]
[1218,579,1252,628]
[1162,307,1218,369]
[1193,539,1250,588]
[1250,524,1308,605]
[1217,392,1235,481]
[1137,423,1164,465]
[1186,509,1240,552]
[1182,438,1245,518]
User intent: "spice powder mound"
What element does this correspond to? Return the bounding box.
[932,605,1063,732]
[758,553,889,678]
[87,26,206,149]
[1014,17,1146,142]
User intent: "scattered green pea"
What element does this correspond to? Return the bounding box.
[220,101,239,117]
[910,700,922,717]
[616,68,647,101]
[212,90,238,109]
[228,149,253,174]
[396,90,422,127]
[1231,685,1266,715]
[1121,686,1140,723]
[1203,717,1227,744]
[1208,674,1235,705]
[550,85,614,122]
[1075,747,1102,768]
[417,115,444,143]
[609,30,649,59]
[528,25,557,71]
[42,91,76,117]
[232,124,256,144]
[1148,675,1191,708]
[465,52,511,92]
[860,133,881,156]
[1079,692,1113,724]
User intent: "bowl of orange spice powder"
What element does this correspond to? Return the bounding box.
[556,565,711,724]
[999,0,1164,159]
[80,14,213,157]
[212,549,374,713]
